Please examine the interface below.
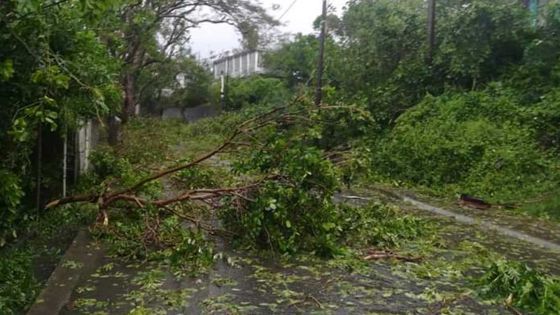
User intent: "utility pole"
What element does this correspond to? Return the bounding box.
[427,0,436,65]
[315,0,327,107]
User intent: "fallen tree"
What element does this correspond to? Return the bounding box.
[46,98,373,258]
[46,104,293,213]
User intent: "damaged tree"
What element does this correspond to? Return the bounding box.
[47,104,290,212]
[46,99,371,257]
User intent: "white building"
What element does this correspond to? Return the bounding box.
[212,50,265,79]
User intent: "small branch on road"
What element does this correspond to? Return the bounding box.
[363,250,422,263]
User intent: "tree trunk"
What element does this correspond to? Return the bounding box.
[122,72,136,124]
[427,0,436,65]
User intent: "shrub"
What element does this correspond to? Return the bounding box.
[478,260,560,314]
[0,249,39,314]
[83,149,161,200]
[0,170,24,246]
[371,88,560,201]
[173,166,218,190]
[216,76,290,110]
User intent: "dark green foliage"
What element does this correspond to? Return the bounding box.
[528,88,560,150]
[338,0,430,124]
[264,34,341,89]
[173,166,218,190]
[506,3,560,103]
[0,170,25,246]
[341,0,426,88]
[0,0,121,243]
[139,56,213,113]
[314,95,377,149]
[223,140,341,256]
[371,88,560,202]
[0,249,39,314]
[478,260,560,314]
[217,76,290,110]
[435,1,531,87]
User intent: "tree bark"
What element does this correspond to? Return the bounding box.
[427,0,436,65]
[121,72,136,124]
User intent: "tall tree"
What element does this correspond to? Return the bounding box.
[107,0,278,123]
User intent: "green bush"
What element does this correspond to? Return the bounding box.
[0,170,25,246]
[216,76,290,110]
[371,88,560,201]
[83,149,161,199]
[0,249,39,314]
[173,166,218,190]
[521,192,560,220]
[478,260,560,314]
[528,88,560,151]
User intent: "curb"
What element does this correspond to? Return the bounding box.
[27,229,104,315]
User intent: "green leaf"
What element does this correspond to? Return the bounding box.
[0,59,14,81]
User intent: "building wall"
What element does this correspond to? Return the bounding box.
[213,51,264,79]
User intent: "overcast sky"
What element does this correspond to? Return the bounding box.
[190,0,348,59]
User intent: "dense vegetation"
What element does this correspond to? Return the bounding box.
[264,0,560,218]
[2,0,560,314]
[0,0,275,245]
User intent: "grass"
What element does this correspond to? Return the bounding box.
[519,192,560,221]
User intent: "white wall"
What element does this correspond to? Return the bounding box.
[213,51,264,79]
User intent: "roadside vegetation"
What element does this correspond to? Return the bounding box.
[263,0,560,221]
[67,112,560,314]
[2,0,560,314]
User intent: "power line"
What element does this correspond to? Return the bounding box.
[278,0,299,21]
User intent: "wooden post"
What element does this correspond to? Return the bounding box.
[315,0,327,106]
[427,0,436,65]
